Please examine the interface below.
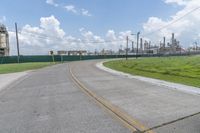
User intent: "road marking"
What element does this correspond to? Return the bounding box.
[69,64,155,133]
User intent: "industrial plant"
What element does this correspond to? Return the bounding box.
[0,24,9,56]
[118,33,185,55]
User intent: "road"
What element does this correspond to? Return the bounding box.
[0,63,131,133]
[0,60,200,133]
[70,60,200,133]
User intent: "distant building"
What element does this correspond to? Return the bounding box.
[100,49,114,55]
[0,24,9,56]
[68,50,87,56]
[159,33,182,54]
[56,50,88,56]
[57,50,68,55]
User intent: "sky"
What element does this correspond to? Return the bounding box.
[0,0,200,55]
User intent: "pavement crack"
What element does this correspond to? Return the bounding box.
[142,111,200,133]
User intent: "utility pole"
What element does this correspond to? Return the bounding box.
[136,32,140,59]
[15,23,20,63]
[126,36,128,60]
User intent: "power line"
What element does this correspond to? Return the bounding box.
[8,30,126,44]
[142,6,200,37]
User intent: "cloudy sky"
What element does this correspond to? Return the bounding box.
[0,0,200,55]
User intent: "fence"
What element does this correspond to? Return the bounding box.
[0,55,128,64]
[0,52,198,64]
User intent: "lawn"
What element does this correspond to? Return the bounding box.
[104,56,200,88]
[0,62,55,74]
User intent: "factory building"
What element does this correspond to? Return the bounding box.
[0,24,9,56]
[56,50,87,56]
[159,33,182,54]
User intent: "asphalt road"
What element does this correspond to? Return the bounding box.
[1,60,200,133]
[0,63,131,133]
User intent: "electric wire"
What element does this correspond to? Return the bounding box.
[8,29,126,44]
[142,7,200,37]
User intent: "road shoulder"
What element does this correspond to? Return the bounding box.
[0,71,29,92]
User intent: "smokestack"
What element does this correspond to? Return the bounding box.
[132,41,134,52]
[163,37,166,48]
[140,38,143,50]
[172,33,175,46]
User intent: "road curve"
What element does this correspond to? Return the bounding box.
[1,60,200,133]
[0,63,131,133]
[70,60,200,133]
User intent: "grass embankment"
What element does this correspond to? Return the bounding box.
[104,56,200,88]
[0,62,54,74]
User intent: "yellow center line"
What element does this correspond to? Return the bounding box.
[69,64,155,133]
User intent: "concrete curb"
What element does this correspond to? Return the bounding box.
[96,60,200,96]
[0,72,29,92]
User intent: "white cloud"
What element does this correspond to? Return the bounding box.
[65,5,77,14]
[0,16,6,23]
[45,0,92,17]
[64,5,92,17]
[9,15,67,55]
[79,30,105,50]
[165,0,189,5]
[46,0,58,7]
[81,9,92,16]
[106,30,117,41]
[79,27,85,32]
[8,16,131,55]
[143,0,200,47]
[78,29,132,51]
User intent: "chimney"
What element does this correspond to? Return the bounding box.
[140,38,143,50]
[163,37,166,48]
[172,33,175,46]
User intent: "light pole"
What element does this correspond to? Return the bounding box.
[15,23,20,63]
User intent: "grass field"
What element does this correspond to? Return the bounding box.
[104,56,200,88]
[0,62,55,74]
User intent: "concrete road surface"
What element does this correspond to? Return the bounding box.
[70,60,200,133]
[0,63,131,133]
[1,60,200,133]
[0,72,28,92]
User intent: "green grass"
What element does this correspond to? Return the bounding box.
[0,62,55,74]
[104,56,200,88]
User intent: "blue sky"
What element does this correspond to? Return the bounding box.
[0,0,199,55]
[0,0,181,35]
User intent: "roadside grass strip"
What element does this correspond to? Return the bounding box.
[0,62,54,74]
[104,56,200,88]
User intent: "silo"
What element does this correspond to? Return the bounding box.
[0,24,9,56]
